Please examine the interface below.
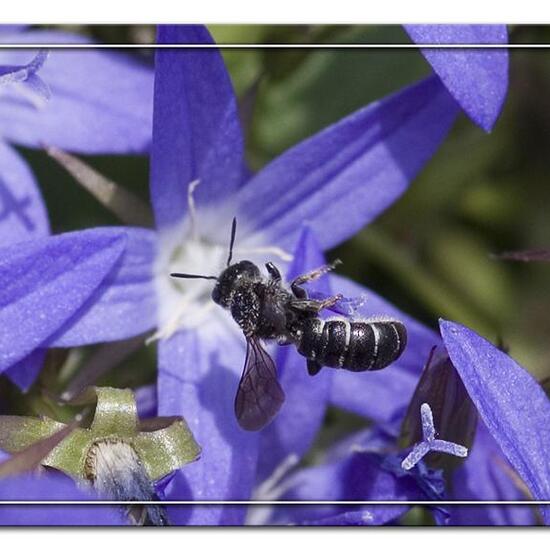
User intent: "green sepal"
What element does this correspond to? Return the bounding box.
[0,416,65,452]
[88,387,138,438]
[0,416,92,478]
[135,417,201,481]
[0,386,200,483]
[42,429,93,478]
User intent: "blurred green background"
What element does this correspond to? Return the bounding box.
[9,24,550,408]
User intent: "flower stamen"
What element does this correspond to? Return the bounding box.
[186,179,201,242]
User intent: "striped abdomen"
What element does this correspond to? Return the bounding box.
[296,318,407,373]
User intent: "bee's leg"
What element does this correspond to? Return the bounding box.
[291,293,343,314]
[317,293,343,311]
[265,262,282,283]
[290,260,342,297]
[307,359,323,376]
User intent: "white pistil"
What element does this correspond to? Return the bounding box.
[401,402,469,471]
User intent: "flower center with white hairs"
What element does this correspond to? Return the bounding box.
[152,222,226,340]
[151,181,293,342]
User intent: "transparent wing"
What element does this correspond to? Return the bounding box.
[234,336,285,431]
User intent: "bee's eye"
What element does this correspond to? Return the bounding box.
[211,284,222,304]
[236,261,260,278]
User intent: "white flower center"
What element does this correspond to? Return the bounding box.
[151,184,293,342]
[152,219,228,341]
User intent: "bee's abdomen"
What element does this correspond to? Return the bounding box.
[296,318,407,372]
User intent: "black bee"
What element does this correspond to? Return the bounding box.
[171,219,407,431]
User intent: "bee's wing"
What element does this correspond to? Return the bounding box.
[234,336,285,431]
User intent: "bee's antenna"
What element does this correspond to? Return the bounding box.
[170,273,218,281]
[227,217,237,267]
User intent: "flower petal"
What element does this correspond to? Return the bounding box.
[0,142,49,245]
[0,228,127,372]
[257,228,332,482]
[135,384,158,419]
[0,26,27,35]
[50,227,157,346]
[269,451,417,525]
[440,320,550,523]
[329,275,439,424]
[1,142,53,389]
[0,30,153,154]
[450,422,535,526]
[237,76,459,251]
[296,509,405,526]
[0,472,126,525]
[157,326,258,525]
[4,348,45,391]
[405,25,508,132]
[151,25,244,230]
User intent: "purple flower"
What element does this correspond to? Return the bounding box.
[440,320,550,524]
[0,228,128,385]
[256,423,449,526]
[405,25,509,132]
[264,321,544,526]
[262,416,535,526]
[0,26,153,388]
[0,27,153,153]
[41,24,461,525]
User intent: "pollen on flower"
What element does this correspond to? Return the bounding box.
[151,220,227,341]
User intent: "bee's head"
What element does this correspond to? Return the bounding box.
[171,218,259,309]
[211,260,260,307]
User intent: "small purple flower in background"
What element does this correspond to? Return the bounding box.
[0,27,153,154]
[0,25,153,389]
[405,25,509,132]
